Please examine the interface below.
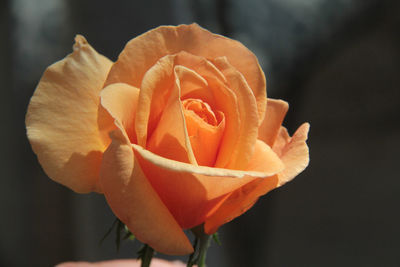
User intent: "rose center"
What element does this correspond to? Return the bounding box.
[182,98,225,167]
[182,99,222,126]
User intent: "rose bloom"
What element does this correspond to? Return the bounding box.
[26,24,309,255]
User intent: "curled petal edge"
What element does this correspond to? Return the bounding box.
[132,144,283,179]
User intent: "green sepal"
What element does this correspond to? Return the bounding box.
[99,218,135,252]
[123,224,136,241]
[212,232,221,245]
[115,219,124,252]
[99,218,119,246]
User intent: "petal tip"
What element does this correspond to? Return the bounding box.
[73,34,88,51]
[298,122,311,141]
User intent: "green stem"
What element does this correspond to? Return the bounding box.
[186,238,199,267]
[187,225,212,267]
[140,244,154,267]
[197,234,211,267]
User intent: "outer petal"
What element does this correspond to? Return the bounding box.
[26,35,113,193]
[258,99,289,146]
[204,140,282,233]
[273,123,310,186]
[100,130,193,255]
[104,23,266,122]
[132,144,283,229]
[100,83,140,144]
[204,177,278,234]
[205,124,310,233]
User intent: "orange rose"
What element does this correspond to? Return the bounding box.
[26,24,309,255]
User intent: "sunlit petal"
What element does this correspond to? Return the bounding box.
[26,35,113,193]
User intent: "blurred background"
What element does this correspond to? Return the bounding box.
[1,0,399,266]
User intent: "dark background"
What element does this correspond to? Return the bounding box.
[1,0,399,266]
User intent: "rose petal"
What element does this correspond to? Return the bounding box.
[100,130,193,255]
[204,140,283,233]
[142,55,197,164]
[100,83,140,144]
[174,64,216,109]
[136,52,241,167]
[131,144,283,229]
[104,23,266,122]
[175,64,226,167]
[246,140,285,173]
[170,53,241,169]
[204,75,240,169]
[204,176,278,234]
[258,99,289,146]
[273,123,310,186]
[134,55,175,147]
[212,57,259,169]
[26,35,113,193]
[184,103,225,167]
[137,51,226,144]
[205,124,310,233]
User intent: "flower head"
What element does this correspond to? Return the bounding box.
[26,24,309,255]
